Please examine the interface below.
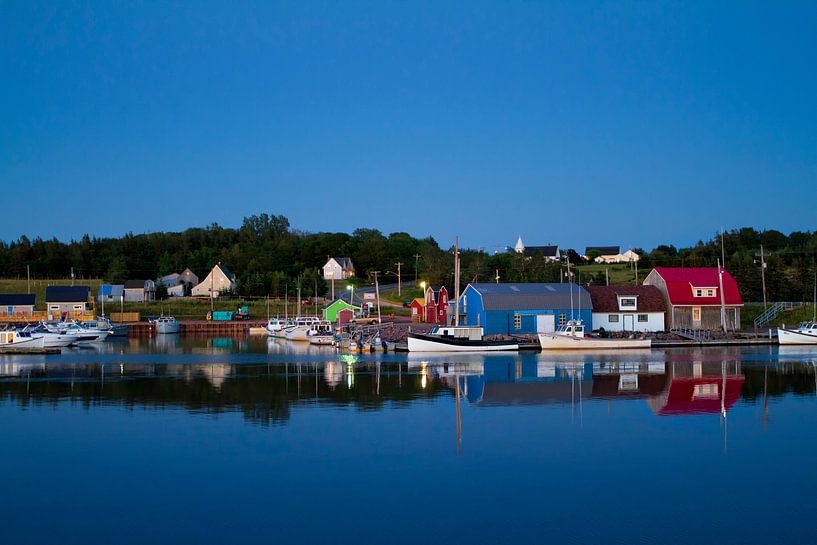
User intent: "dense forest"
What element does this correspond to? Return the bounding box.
[0,215,815,302]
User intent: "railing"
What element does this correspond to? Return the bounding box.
[672,328,714,341]
[754,302,802,328]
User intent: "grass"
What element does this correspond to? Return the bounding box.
[381,287,423,305]
[574,263,640,284]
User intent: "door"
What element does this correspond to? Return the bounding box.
[622,314,634,332]
[536,314,555,333]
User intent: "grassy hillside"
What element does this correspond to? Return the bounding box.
[575,263,641,285]
[0,278,104,310]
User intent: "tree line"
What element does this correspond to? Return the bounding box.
[0,217,814,302]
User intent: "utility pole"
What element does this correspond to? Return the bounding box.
[210,269,214,313]
[414,254,421,284]
[718,258,727,333]
[760,245,767,311]
[634,259,638,285]
[26,264,30,294]
[495,269,500,284]
[71,267,75,287]
[605,268,609,286]
[454,237,460,326]
[395,261,402,296]
[372,271,382,323]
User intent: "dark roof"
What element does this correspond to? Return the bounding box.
[216,263,235,280]
[45,286,90,302]
[524,245,559,258]
[585,246,620,256]
[586,285,666,313]
[329,257,354,270]
[468,283,592,311]
[124,280,148,289]
[0,294,36,306]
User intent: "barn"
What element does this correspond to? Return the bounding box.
[458,283,592,335]
[586,285,666,332]
[643,267,743,330]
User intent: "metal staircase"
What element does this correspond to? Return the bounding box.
[672,328,714,342]
[754,302,801,328]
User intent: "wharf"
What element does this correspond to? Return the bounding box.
[652,338,777,348]
[127,320,268,337]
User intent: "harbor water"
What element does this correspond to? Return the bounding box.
[2,337,817,544]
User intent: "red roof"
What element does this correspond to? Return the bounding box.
[652,267,743,306]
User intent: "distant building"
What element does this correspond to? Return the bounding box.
[45,286,91,318]
[643,267,743,330]
[180,268,199,287]
[192,263,237,298]
[322,257,355,281]
[97,284,125,303]
[159,273,181,288]
[513,237,560,261]
[323,299,361,323]
[160,268,199,297]
[590,248,640,264]
[124,280,156,303]
[587,285,666,332]
[458,283,592,335]
[0,294,36,317]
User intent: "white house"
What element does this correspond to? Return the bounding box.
[191,263,237,298]
[513,237,560,261]
[588,246,640,264]
[587,285,666,332]
[322,257,355,281]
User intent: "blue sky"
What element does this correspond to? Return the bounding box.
[1,1,815,252]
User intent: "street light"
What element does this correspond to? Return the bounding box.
[347,284,354,308]
[419,281,427,322]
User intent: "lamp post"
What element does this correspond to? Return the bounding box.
[347,284,354,308]
[420,281,427,322]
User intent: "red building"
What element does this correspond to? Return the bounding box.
[411,286,449,324]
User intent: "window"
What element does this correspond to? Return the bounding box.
[693,287,717,297]
[73,304,83,311]
[608,314,619,323]
[513,314,521,330]
[618,297,637,310]
[692,306,701,322]
[707,289,715,297]
[638,314,648,322]
[559,313,566,326]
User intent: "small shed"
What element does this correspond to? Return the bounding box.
[124,280,156,303]
[98,284,125,303]
[323,299,361,322]
[0,294,36,317]
[587,285,666,332]
[46,286,91,317]
[458,283,592,335]
[410,298,425,322]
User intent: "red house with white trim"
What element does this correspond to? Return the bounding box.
[643,267,743,330]
[410,286,449,324]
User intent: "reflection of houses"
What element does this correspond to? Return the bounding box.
[458,283,592,335]
[410,286,448,323]
[191,263,237,297]
[587,285,666,332]
[643,267,743,330]
[462,360,592,406]
[646,361,744,416]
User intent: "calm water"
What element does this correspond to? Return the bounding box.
[2,337,817,545]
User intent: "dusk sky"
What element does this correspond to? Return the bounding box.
[2,1,815,252]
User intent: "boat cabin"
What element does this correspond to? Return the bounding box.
[430,326,485,341]
[556,320,586,339]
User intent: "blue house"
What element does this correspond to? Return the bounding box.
[457,283,592,335]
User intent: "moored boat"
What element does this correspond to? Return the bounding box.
[154,316,180,334]
[285,317,321,342]
[538,319,651,350]
[307,321,334,345]
[0,330,45,350]
[407,326,519,352]
[266,318,291,338]
[778,322,817,345]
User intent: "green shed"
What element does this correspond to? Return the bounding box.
[323,299,361,322]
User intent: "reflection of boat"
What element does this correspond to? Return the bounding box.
[538,320,651,350]
[154,316,180,334]
[407,326,519,352]
[778,322,817,345]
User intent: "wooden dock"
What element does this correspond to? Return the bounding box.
[0,347,61,355]
[127,320,268,337]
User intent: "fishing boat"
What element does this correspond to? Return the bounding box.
[285,317,322,341]
[25,325,77,348]
[307,321,334,345]
[0,329,45,349]
[778,278,817,345]
[538,319,651,350]
[266,318,291,338]
[407,326,519,352]
[47,321,110,343]
[778,322,817,345]
[154,316,180,334]
[85,317,129,337]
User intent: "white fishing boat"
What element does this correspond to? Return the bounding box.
[285,317,322,341]
[307,321,334,345]
[47,321,110,343]
[538,319,651,350]
[407,326,520,352]
[0,330,45,350]
[154,316,180,334]
[26,326,77,348]
[266,318,291,338]
[85,317,129,337]
[778,322,817,345]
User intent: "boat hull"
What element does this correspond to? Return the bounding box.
[407,333,519,352]
[38,334,76,348]
[538,334,651,350]
[777,328,817,345]
[0,336,45,349]
[285,326,312,341]
[308,335,334,345]
[155,322,180,334]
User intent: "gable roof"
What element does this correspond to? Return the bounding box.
[324,299,361,311]
[124,279,149,289]
[467,283,592,311]
[215,263,235,280]
[651,267,743,306]
[524,245,559,258]
[587,285,666,313]
[585,246,620,256]
[325,257,354,270]
[98,284,124,296]
[45,286,90,302]
[0,294,36,306]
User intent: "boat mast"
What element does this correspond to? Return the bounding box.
[454,236,460,327]
[718,258,727,333]
[567,256,574,322]
[285,283,289,321]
